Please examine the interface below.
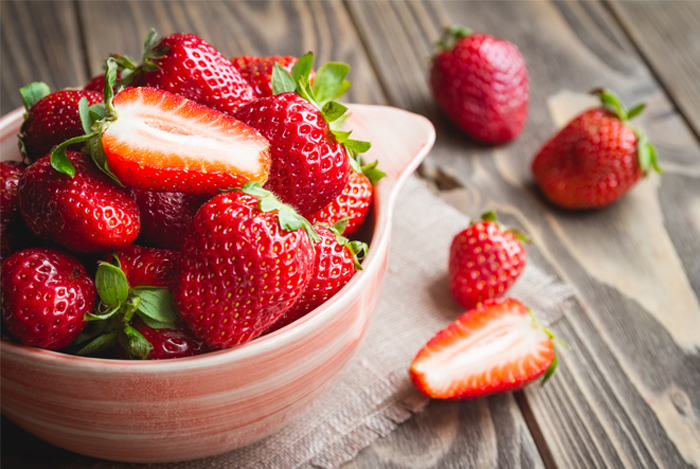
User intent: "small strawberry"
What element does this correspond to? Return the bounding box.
[309,159,385,236]
[51,60,271,196]
[1,248,96,350]
[449,210,527,309]
[235,53,369,216]
[126,317,208,359]
[231,54,315,98]
[17,151,140,253]
[119,30,255,114]
[430,25,529,144]
[410,298,559,400]
[266,219,367,333]
[17,82,103,162]
[108,245,179,288]
[173,182,318,348]
[532,89,661,209]
[132,189,210,251]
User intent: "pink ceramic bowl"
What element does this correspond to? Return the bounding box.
[0,104,435,463]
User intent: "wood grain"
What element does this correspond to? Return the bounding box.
[0,0,88,114]
[347,0,700,467]
[608,0,700,139]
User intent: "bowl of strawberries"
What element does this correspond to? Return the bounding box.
[0,32,435,463]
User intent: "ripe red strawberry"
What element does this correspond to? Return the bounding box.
[449,210,527,309]
[126,317,208,359]
[110,245,179,288]
[430,25,529,144]
[309,160,385,236]
[1,161,29,261]
[173,182,317,348]
[231,55,315,98]
[1,248,96,350]
[18,83,103,162]
[137,31,255,114]
[532,89,661,209]
[132,189,209,251]
[17,151,140,253]
[410,298,557,400]
[266,221,367,333]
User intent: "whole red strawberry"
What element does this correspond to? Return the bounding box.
[231,54,315,98]
[309,160,385,236]
[17,151,140,253]
[138,31,254,114]
[430,26,529,144]
[173,182,317,348]
[532,89,661,209]
[110,245,179,288]
[410,298,558,400]
[267,221,367,333]
[449,210,527,309]
[132,189,209,251]
[125,317,208,360]
[18,82,103,162]
[2,248,96,350]
[1,161,29,261]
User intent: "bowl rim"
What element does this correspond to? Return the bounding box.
[0,103,435,372]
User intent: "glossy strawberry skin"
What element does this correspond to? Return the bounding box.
[430,33,529,144]
[17,151,140,253]
[410,298,555,400]
[142,33,255,114]
[133,188,209,251]
[1,161,28,261]
[231,55,314,98]
[19,90,103,162]
[267,225,356,333]
[109,245,179,288]
[309,171,373,236]
[449,220,526,309]
[129,317,208,360]
[235,92,350,216]
[173,191,315,348]
[102,87,271,196]
[532,108,643,209]
[2,248,96,350]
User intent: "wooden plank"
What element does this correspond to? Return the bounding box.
[347,0,700,467]
[607,1,700,139]
[0,1,88,115]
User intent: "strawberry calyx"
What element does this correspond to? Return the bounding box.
[19,82,51,112]
[72,254,180,359]
[436,24,473,52]
[591,88,662,176]
[317,217,368,271]
[347,154,386,185]
[477,210,530,244]
[108,29,170,88]
[526,307,568,386]
[230,181,321,244]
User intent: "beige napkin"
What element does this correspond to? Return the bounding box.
[154,175,572,469]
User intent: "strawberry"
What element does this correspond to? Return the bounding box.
[1,248,96,350]
[1,161,29,261]
[410,298,558,400]
[109,245,179,289]
[122,30,255,114]
[231,55,315,98]
[51,62,271,196]
[429,25,529,144]
[449,210,527,309]
[126,317,208,359]
[173,182,318,348]
[132,189,209,251]
[17,82,103,162]
[309,159,385,236]
[17,151,140,253]
[531,89,661,209]
[266,220,367,333]
[234,53,369,216]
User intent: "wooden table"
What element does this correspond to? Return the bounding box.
[2,1,699,468]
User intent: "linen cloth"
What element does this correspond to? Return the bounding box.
[161,175,572,469]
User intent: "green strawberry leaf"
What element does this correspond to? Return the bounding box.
[78,97,92,134]
[50,134,95,178]
[89,137,124,186]
[19,82,51,111]
[330,217,349,236]
[331,129,352,144]
[481,210,499,223]
[104,57,119,114]
[346,240,368,271]
[540,347,558,387]
[95,261,130,308]
[277,206,303,232]
[73,319,110,345]
[143,28,160,55]
[272,62,297,95]
[296,76,322,110]
[648,143,663,174]
[321,101,348,123]
[131,287,180,325]
[437,25,472,51]
[637,132,651,173]
[593,88,628,121]
[85,303,122,322]
[627,103,646,120]
[360,160,386,185]
[344,139,371,154]
[88,103,107,122]
[137,311,178,330]
[312,62,350,106]
[291,51,314,83]
[76,330,119,356]
[348,154,363,174]
[122,325,153,360]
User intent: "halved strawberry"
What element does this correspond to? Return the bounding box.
[50,61,271,196]
[410,298,558,400]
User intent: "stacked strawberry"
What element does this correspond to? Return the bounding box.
[2,32,380,359]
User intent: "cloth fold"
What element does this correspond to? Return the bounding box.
[169,175,572,469]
